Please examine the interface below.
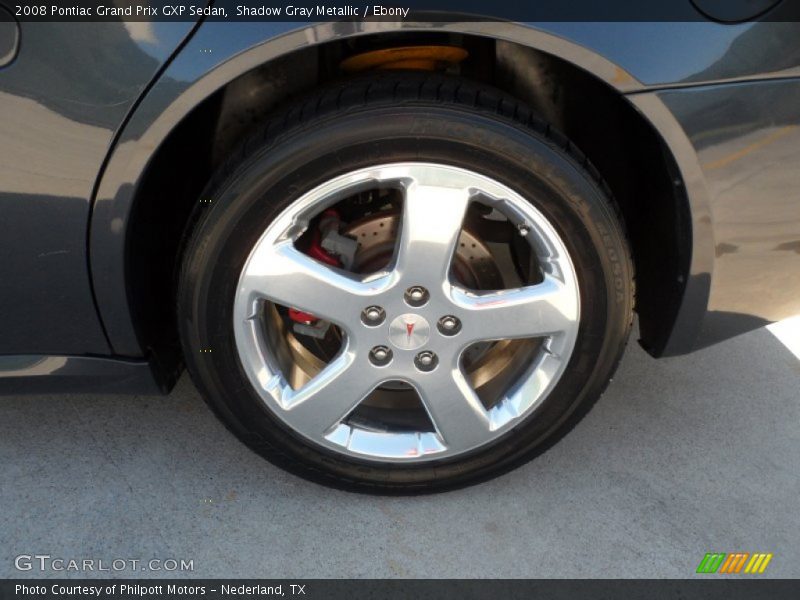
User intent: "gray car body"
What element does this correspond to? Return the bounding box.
[1,15,799,393]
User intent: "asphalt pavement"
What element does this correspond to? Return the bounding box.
[1,321,798,578]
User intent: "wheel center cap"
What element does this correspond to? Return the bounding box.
[388,314,430,350]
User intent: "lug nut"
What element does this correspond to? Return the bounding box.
[437,315,462,336]
[404,286,430,307]
[361,305,386,326]
[414,351,438,372]
[369,345,393,367]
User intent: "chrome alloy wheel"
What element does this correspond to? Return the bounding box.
[233,163,580,462]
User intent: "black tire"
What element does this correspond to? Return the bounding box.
[177,72,634,494]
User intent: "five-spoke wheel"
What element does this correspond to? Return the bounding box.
[178,72,633,492]
[234,164,580,460]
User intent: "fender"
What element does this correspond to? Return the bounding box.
[90,19,730,358]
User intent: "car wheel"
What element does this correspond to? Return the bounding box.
[177,72,634,493]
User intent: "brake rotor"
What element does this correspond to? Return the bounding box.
[346,210,502,289]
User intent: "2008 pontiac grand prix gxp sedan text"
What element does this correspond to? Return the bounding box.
[1,3,799,492]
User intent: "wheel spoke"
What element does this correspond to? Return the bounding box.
[281,353,381,437]
[395,176,472,287]
[240,241,388,325]
[452,275,579,344]
[415,366,492,453]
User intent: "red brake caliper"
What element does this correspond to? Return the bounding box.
[288,209,344,326]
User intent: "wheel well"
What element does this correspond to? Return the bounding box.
[126,32,691,368]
